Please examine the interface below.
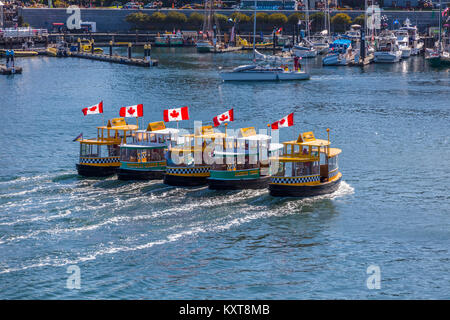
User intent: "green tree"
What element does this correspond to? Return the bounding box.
[310,12,328,32]
[268,13,288,26]
[214,14,229,26]
[188,12,204,27]
[287,12,305,25]
[148,12,166,24]
[230,12,251,24]
[250,12,269,25]
[125,12,150,29]
[353,14,365,28]
[165,11,187,27]
[331,13,352,32]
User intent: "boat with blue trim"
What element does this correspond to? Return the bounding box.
[269,129,342,197]
[117,121,179,180]
[163,125,226,186]
[207,127,283,190]
[76,118,138,177]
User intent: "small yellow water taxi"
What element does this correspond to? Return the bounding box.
[117,121,179,180]
[208,127,283,190]
[269,129,342,197]
[163,125,226,186]
[76,118,138,177]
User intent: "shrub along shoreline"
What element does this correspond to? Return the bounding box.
[125,11,360,33]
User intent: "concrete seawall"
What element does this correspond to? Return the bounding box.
[19,8,440,33]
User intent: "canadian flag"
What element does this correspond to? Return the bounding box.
[119,104,143,117]
[213,108,234,127]
[163,106,189,122]
[271,113,294,130]
[82,101,103,116]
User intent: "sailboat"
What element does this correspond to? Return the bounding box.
[293,0,317,58]
[425,0,450,68]
[196,0,220,53]
[219,0,310,81]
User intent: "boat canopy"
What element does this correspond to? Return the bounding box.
[232,65,257,72]
[97,117,138,132]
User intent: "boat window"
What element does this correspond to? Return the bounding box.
[147,148,165,161]
[293,161,319,176]
[80,144,102,157]
[150,133,157,143]
[212,162,227,170]
[328,156,339,172]
[107,144,120,157]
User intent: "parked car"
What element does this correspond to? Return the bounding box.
[122,2,141,9]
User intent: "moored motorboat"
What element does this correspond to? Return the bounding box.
[374,32,402,63]
[269,129,342,197]
[207,127,283,190]
[76,117,138,177]
[117,121,180,180]
[163,125,226,186]
[220,63,310,81]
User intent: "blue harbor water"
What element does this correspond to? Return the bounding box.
[0,48,449,299]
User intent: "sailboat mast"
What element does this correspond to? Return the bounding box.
[306,0,310,39]
[438,0,442,51]
[253,0,256,60]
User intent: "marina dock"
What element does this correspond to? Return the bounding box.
[0,64,22,74]
[69,51,158,67]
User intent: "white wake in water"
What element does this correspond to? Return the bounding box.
[0,181,354,274]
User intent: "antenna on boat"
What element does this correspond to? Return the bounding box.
[327,128,330,156]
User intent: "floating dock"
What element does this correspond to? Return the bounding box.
[212,46,243,53]
[69,52,158,67]
[0,64,22,75]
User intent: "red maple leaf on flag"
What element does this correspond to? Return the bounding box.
[90,106,97,112]
[279,118,285,125]
[128,107,135,115]
[170,110,179,118]
[219,114,228,121]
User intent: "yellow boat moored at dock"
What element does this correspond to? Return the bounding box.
[0,49,38,57]
[76,117,138,177]
[269,129,342,197]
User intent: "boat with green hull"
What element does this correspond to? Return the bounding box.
[117,121,179,181]
[208,127,283,190]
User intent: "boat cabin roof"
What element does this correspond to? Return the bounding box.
[183,125,226,139]
[282,131,330,147]
[80,137,121,145]
[97,118,138,131]
[120,143,166,149]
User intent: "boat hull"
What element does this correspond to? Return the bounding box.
[220,71,310,81]
[76,164,117,177]
[269,176,342,197]
[117,168,164,181]
[163,174,208,186]
[207,176,270,190]
[426,56,450,68]
[293,48,317,58]
[374,51,402,63]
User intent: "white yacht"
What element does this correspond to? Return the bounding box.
[293,43,318,58]
[220,65,310,81]
[374,32,402,63]
[399,23,423,55]
[395,30,411,58]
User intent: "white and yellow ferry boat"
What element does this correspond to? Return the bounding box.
[208,127,283,190]
[76,118,138,177]
[117,121,179,180]
[163,125,226,187]
[269,129,342,197]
